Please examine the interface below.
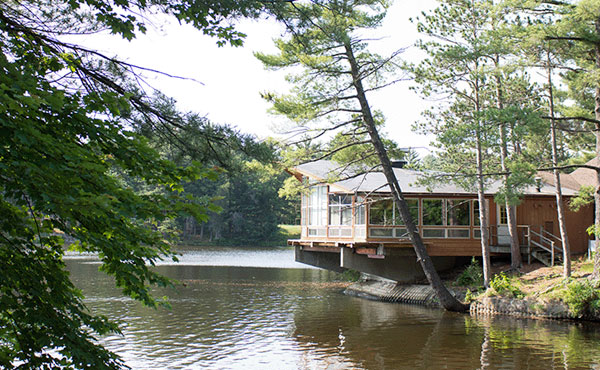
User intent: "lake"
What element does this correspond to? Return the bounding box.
[65,246,600,369]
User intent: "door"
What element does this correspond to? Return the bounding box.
[497,204,511,245]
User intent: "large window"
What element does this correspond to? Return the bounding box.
[422,199,444,226]
[422,199,471,239]
[306,185,327,226]
[329,194,352,226]
[447,199,470,226]
[422,199,471,226]
[369,198,419,225]
[355,196,366,225]
[370,198,395,225]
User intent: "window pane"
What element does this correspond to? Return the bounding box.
[308,186,327,226]
[309,227,326,236]
[448,229,469,238]
[408,199,419,225]
[422,199,443,226]
[395,228,409,238]
[447,199,470,226]
[340,228,352,237]
[423,228,445,238]
[369,228,394,237]
[356,196,366,225]
[498,205,508,225]
[394,198,419,225]
[329,207,341,225]
[370,198,394,225]
[341,206,352,226]
[473,200,481,226]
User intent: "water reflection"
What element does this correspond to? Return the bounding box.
[65,248,600,370]
[292,295,600,369]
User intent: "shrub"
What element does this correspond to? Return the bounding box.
[456,257,484,287]
[338,269,361,282]
[490,272,524,298]
[563,280,600,317]
[464,289,475,303]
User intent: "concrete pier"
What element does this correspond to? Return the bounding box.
[295,245,457,283]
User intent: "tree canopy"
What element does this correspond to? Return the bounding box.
[0,0,267,368]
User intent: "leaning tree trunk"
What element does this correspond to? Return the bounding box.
[344,42,467,312]
[547,55,571,277]
[494,68,522,269]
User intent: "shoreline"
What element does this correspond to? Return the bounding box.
[344,279,600,322]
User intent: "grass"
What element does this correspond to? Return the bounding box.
[278,224,301,239]
[180,224,301,248]
[460,257,600,317]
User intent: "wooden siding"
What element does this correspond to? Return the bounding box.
[512,196,593,255]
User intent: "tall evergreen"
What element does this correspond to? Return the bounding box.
[259,0,467,311]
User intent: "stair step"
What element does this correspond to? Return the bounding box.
[531,249,562,267]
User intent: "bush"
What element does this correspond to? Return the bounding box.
[338,269,361,282]
[456,258,483,287]
[490,272,524,298]
[563,280,600,317]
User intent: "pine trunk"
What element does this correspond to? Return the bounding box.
[474,71,491,288]
[495,70,522,269]
[344,42,467,312]
[476,131,491,288]
[594,18,600,279]
[547,53,571,277]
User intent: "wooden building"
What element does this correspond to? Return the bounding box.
[288,160,594,272]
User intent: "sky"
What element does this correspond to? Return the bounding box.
[73,1,436,155]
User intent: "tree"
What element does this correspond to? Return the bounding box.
[0,0,264,367]
[258,0,467,311]
[410,0,496,287]
[514,0,600,277]
[551,0,600,278]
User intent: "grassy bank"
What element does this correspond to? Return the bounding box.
[453,257,600,319]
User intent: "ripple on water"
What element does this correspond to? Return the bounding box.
[65,249,600,370]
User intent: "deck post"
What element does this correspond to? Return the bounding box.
[551,241,555,267]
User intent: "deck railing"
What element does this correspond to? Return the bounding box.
[487,225,563,266]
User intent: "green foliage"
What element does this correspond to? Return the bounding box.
[562,279,600,317]
[328,131,406,169]
[0,0,269,368]
[570,185,595,212]
[464,289,475,303]
[179,158,299,246]
[490,272,524,298]
[456,258,484,287]
[256,0,400,165]
[409,0,542,202]
[278,224,301,239]
[338,269,362,282]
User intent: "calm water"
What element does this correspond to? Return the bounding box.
[65,247,600,369]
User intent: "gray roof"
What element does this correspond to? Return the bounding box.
[293,160,578,196]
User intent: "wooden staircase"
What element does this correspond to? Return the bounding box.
[489,225,564,267]
[528,228,563,267]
